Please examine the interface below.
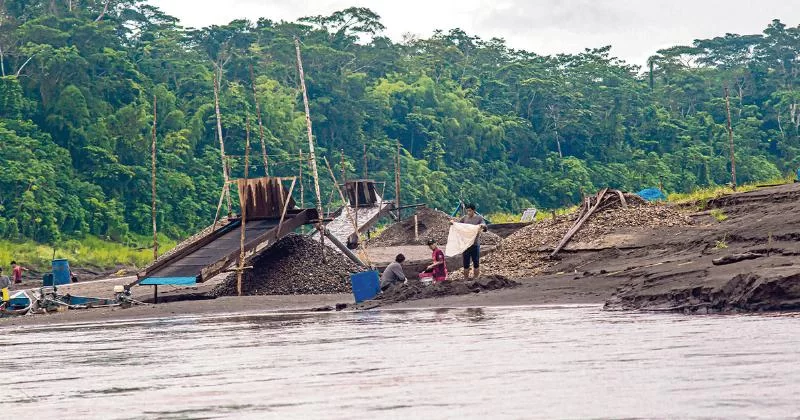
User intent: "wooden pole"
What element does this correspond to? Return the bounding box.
[340,148,346,191]
[724,86,737,191]
[151,94,158,261]
[213,74,233,214]
[299,150,305,208]
[295,38,326,262]
[277,177,297,237]
[363,144,368,179]
[250,64,269,175]
[395,141,401,220]
[414,214,419,241]
[237,119,251,297]
[323,157,360,238]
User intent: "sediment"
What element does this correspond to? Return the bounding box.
[211,233,362,296]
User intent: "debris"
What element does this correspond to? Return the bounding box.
[712,252,763,265]
[211,233,363,296]
[478,199,692,279]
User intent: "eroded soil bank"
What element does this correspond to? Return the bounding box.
[589,183,800,313]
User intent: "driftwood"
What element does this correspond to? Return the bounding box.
[551,188,609,258]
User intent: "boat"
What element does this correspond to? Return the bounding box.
[0,291,33,316]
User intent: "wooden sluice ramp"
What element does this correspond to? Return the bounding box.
[133,208,319,287]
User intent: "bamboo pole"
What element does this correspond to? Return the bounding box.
[299,150,305,208]
[237,119,251,297]
[277,177,297,237]
[151,94,158,261]
[395,141,401,220]
[213,74,233,214]
[724,86,737,191]
[323,157,360,239]
[340,149,346,186]
[250,64,269,175]
[363,144,368,179]
[414,214,419,241]
[295,38,326,262]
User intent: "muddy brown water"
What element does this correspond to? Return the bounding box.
[4,306,800,418]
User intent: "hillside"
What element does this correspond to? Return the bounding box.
[1,1,798,247]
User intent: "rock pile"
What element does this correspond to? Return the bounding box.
[373,275,519,305]
[369,207,501,247]
[480,201,692,279]
[211,233,362,296]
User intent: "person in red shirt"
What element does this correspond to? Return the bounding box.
[425,239,448,282]
[11,261,27,284]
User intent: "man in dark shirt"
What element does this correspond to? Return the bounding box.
[380,254,407,291]
[453,204,487,280]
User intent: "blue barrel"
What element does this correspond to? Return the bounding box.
[42,273,54,286]
[796,168,800,182]
[52,259,71,286]
[350,271,380,303]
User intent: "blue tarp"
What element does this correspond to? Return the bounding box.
[637,188,667,202]
[796,168,800,182]
[139,277,197,286]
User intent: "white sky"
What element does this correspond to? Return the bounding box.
[149,0,799,66]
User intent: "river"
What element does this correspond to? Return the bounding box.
[4,305,800,419]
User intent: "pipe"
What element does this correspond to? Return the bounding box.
[324,229,367,268]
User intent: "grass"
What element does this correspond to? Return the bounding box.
[485,212,523,223]
[0,234,176,273]
[710,209,728,222]
[714,235,729,250]
[667,174,796,206]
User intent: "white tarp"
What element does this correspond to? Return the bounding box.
[445,223,482,257]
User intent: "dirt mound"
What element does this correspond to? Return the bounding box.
[369,207,500,247]
[369,207,451,246]
[481,201,692,279]
[211,233,362,296]
[375,275,519,305]
[605,270,800,313]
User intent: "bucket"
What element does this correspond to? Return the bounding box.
[42,273,54,287]
[52,259,71,286]
[350,271,380,303]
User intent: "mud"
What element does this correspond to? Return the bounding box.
[354,275,519,309]
[585,183,800,313]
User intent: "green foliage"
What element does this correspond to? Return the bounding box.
[710,209,728,222]
[0,4,799,251]
[0,234,176,272]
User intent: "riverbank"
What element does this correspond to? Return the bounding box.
[4,182,800,327]
[0,272,615,327]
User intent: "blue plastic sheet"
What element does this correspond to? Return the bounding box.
[636,188,667,202]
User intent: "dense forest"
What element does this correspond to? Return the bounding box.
[1,1,799,244]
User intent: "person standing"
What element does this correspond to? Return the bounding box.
[11,261,27,284]
[380,254,407,291]
[452,203,487,280]
[425,239,448,282]
[0,267,10,301]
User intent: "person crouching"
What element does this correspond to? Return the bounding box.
[423,239,448,282]
[380,254,407,291]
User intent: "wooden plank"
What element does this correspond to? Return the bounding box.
[550,188,608,258]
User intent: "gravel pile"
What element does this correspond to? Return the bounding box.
[369,207,501,247]
[373,275,519,305]
[211,233,363,296]
[480,200,692,279]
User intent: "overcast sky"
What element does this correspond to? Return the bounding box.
[149,0,799,66]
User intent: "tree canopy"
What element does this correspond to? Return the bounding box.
[1,2,798,243]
